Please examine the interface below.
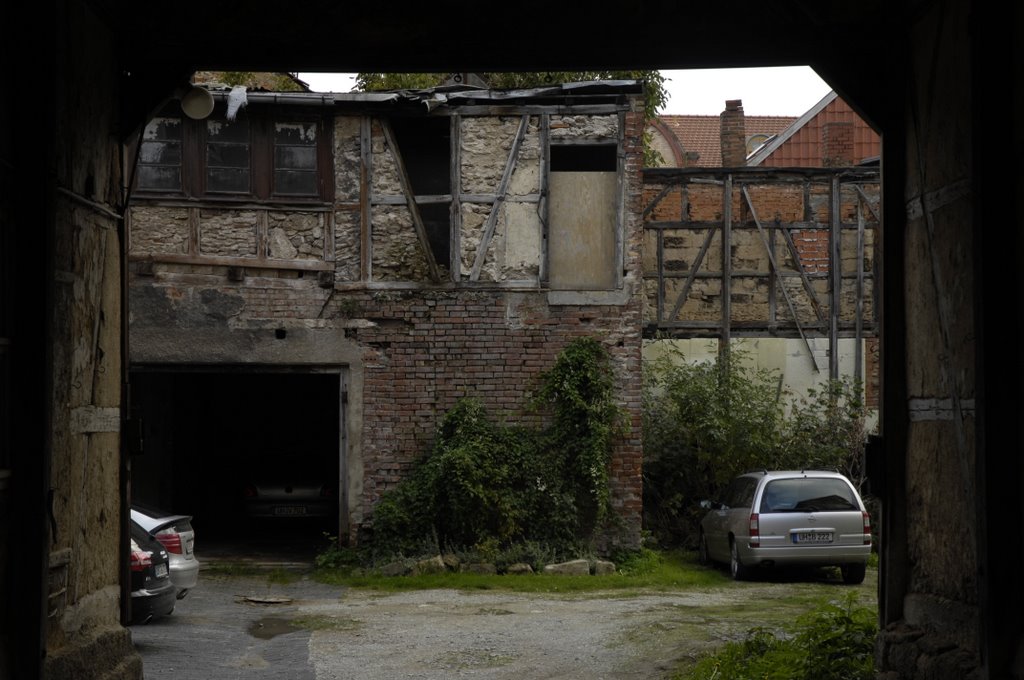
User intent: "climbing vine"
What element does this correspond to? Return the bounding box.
[370,337,624,558]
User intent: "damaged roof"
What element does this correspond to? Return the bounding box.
[204,80,645,113]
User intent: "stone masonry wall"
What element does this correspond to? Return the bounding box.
[129,103,648,550]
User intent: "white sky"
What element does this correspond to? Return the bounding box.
[296,66,833,117]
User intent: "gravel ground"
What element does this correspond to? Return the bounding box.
[131,569,876,680]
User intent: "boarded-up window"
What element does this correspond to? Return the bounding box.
[548,145,618,290]
[137,117,182,192]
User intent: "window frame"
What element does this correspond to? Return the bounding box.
[133,104,333,204]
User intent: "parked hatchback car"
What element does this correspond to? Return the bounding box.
[131,504,199,599]
[129,519,176,624]
[698,470,872,584]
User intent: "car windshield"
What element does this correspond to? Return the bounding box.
[758,478,859,513]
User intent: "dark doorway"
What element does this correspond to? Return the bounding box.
[129,369,342,552]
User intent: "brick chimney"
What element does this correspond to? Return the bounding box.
[720,99,747,166]
[822,121,854,166]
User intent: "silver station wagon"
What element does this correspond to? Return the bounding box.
[698,470,872,584]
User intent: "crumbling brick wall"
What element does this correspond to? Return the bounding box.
[128,97,648,549]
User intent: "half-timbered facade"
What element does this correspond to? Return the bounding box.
[126,81,648,546]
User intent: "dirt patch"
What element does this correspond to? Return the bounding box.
[301,570,877,679]
[134,569,877,679]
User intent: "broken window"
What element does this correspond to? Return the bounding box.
[273,122,318,197]
[388,117,451,270]
[547,143,619,290]
[134,108,330,202]
[137,117,183,192]
[206,119,251,194]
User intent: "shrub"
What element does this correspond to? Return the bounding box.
[642,346,871,548]
[367,337,624,560]
[681,594,877,680]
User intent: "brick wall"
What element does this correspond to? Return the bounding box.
[823,121,855,167]
[128,102,648,550]
[720,100,746,167]
[341,290,644,546]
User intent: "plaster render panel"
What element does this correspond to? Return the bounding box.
[502,201,542,279]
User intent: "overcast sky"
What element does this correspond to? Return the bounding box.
[296,66,833,118]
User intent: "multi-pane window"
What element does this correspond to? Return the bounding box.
[273,122,318,197]
[137,117,183,192]
[206,119,251,194]
[135,110,328,201]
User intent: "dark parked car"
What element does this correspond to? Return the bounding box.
[242,478,336,520]
[131,504,200,599]
[241,456,337,522]
[129,520,176,624]
[698,470,872,584]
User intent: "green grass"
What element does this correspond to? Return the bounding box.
[313,548,730,594]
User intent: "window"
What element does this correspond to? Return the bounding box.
[135,107,330,202]
[205,119,251,194]
[388,117,451,269]
[137,117,183,192]
[273,122,319,197]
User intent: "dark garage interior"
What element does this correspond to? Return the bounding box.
[128,369,342,550]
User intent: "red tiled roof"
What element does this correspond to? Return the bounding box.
[657,114,797,167]
[753,95,880,167]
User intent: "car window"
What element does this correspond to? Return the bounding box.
[758,478,860,513]
[736,478,757,508]
[722,477,757,509]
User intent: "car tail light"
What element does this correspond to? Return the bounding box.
[155,527,182,554]
[243,485,258,498]
[320,484,336,498]
[749,513,760,548]
[130,541,152,572]
[863,512,872,545]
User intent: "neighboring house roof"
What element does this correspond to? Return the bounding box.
[656,113,796,167]
[747,91,881,166]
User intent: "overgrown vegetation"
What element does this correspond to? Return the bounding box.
[643,346,873,548]
[315,546,728,593]
[678,594,877,680]
[363,336,625,562]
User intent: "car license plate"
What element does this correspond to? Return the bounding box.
[794,531,833,544]
[274,506,307,516]
[155,563,168,578]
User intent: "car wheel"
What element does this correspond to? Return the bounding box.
[698,531,710,566]
[730,539,751,581]
[841,563,867,585]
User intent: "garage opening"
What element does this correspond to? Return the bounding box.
[128,368,343,556]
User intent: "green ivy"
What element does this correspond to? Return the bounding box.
[368,337,623,559]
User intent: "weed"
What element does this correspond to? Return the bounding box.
[677,592,877,680]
